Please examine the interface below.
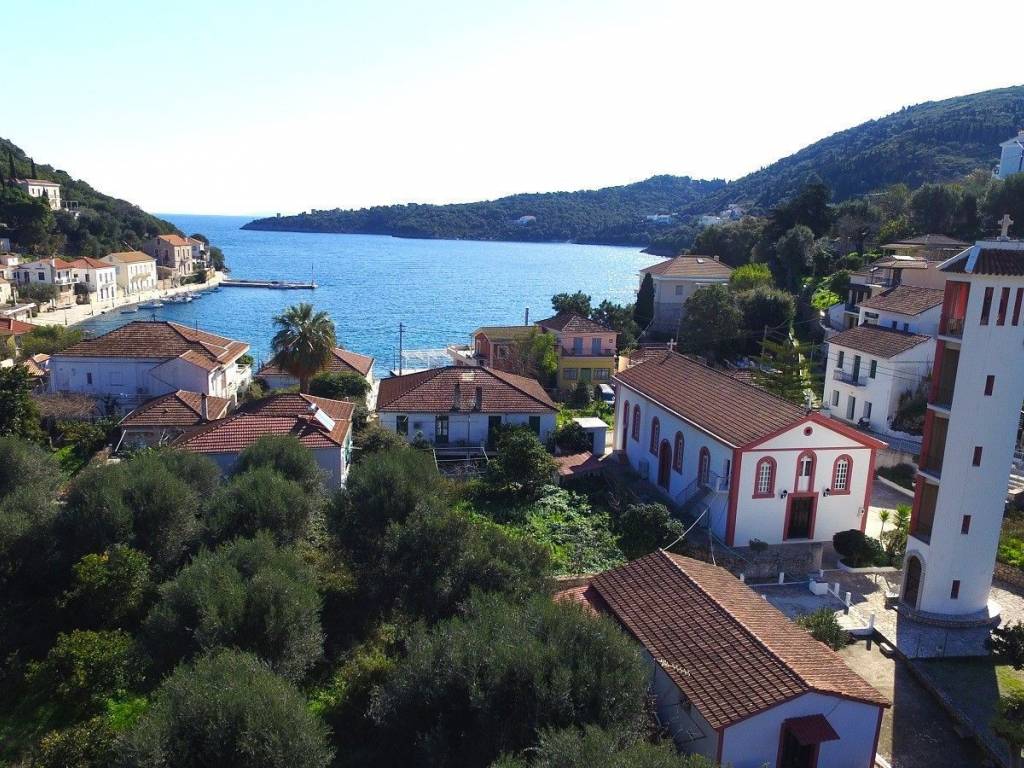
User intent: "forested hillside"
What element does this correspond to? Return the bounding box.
[0,138,180,257]
[245,85,1024,246]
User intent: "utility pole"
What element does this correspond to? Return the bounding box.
[398,322,405,375]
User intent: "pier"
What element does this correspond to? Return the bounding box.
[220,279,317,289]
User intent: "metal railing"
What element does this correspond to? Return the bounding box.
[833,369,867,387]
[560,348,615,357]
[939,316,965,338]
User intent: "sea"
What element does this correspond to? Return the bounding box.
[78,214,654,375]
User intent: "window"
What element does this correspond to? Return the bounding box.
[572,337,583,354]
[869,359,877,378]
[863,401,872,419]
[396,415,409,436]
[591,337,601,355]
[902,322,910,332]
[951,580,960,600]
[846,395,856,420]
[563,367,578,381]
[675,284,685,295]
[961,515,972,534]
[673,432,684,473]
[836,350,845,369]
[529,416,541,435]
[1014,288,1024,326]
[594,368,610,381]
[435,415,449,444]
[999,287,1011,326]
[631,405,641,440]
[831,390,839,406]
[754,457,776,497]
[86,372,93,385]
[797,450,816,483]
[981,286,994,325]
[973,446,983,466]
[649,417,660,456]
[890,320,897,329]
[832,455,851,494]
[985,375,995,396]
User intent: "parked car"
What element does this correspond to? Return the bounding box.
[597,383,615,405]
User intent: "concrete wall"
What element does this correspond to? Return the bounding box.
[720,692,881,768]
[650,276,729,331]
[378,411,555,446]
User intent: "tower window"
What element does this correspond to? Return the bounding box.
[973,446,983,466]
[1013,288,1023,326]
[950,580,960,600]
[981,287,993,325]
[985,375,995,396]
[961,515,971,534]
[998,287,1011,326]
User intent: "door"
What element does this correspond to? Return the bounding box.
[903,555,922,608]
[580,368,592,383]
[435,415,449,445]
[487,415,502,448]
[851,354,861,383]
[657,441,672,489]
[786,496,814,540]
[779,728,817,768]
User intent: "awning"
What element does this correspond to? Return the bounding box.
[784,714,840,746]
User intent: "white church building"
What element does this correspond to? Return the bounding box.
[614,352,884,549]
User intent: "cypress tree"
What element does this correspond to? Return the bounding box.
[7,150,14,180]
[633,272,655,329]
[30,159,36,177]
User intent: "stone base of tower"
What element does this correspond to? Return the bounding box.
[892,600,1001,659]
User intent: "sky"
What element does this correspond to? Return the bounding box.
[4,0,1021,216]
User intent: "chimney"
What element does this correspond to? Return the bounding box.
[524,307,530,326]
[474,386,483,411]
[200,393,209,421]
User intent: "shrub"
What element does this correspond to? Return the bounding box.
[614,502,683,559]
[495,725,718,767]
[832,529,886,567]
[61,545,153,630]
[38,716,117,768]
[207,467,321,546]
[352,422,405,460]
[552,420,592,453]
[729,262,773,292]
[309,371,370,401]
[990,622,1024,669]
[795,608,850,650]
[117,649,333,768]
[520,486,624,574]
[877,463,916,490]
[234,434,324,493]
[569,381,592,407]
[485,427,557,501]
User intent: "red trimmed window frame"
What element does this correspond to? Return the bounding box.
[649,416,660,456]
[752,456,776,498]
[631,404,641,441]
[831,454,853,495]
[794,449,817,491]
[620,400,630,450]
[672,431,684,473]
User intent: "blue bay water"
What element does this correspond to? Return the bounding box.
[78,214,654,374]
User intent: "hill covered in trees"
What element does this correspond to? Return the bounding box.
[245,85,1024,246]
[0,138,181,257]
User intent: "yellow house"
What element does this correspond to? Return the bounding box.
[535,312,617,394]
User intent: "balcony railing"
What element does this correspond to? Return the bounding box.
[940,316,965,338]
[931,382,955,410]
[834,369,867,387]
[560,348,615,357]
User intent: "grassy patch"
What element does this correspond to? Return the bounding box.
[558,401,614,429]
[999,509,1024,567]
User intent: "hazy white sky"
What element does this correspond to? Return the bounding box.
[4,0,1020,215]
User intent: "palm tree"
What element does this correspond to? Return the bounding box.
[270,303,336,393]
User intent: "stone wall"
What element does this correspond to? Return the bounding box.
[676,540,822,580]
[995,561,1024,590]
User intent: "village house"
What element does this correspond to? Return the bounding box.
[257,346,375,389]
[0,254,20,280]
[186,236,208,265]
[48,320,251,411]
[995,130,1024,179]
[118,390,231,449]
[12,258,77,307]
[614,352,884,550]
[14,178,61,211]
[535,312,617,394]
[638,255,733,333]
[69,257,118,302]
[0,316,35,355]
[101,251,158,295]
[449,324,536,369]
[174,393,354,488]
[142,234,195,278]
[0,277,12,306]
[557,551,888,768]
[376,365,557,446]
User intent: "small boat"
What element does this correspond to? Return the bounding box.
[120,306,139,314]
[168,294,192,304]
[140,301,164,309]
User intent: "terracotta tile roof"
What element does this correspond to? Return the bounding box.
[104,251,155,264]
[559,551,887,731]
[57,321,248,367]
[640,255,733,280]
[120,390,230,428]
[69,257,115,270]
[258,346,373,378]
[22,353,48,377]
[0,316,36,336]
[857,285,944,315]
[174,393,353,453]
[881,234,969,249]
[944,243,1024,276]
[156,234,191,247]
[827,325,931,359]
[613,352,807,447]
[868,257,929,269]
[535,312,612,335]
[17,178,59,186]
[472,325,536,342]
[377,365,556,413]
[554,452,607,478]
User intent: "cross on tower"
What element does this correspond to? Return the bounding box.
[999,213,1015,240]
[666,338,677,353]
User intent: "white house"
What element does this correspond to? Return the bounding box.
[174,393,354,488]
[376,366,557,446]
[856,284,943,336]
[49,320,251,411]
[901,233,1024,626]
[823,324,933,439]
[12,258,77,306]
[70,257,118,302]
[614,352,884,548]
[257,346,375,389]
[142,234,195,277]
[638,255,732,333]
[996,130,1024,179]
[558,551,888,768]
[118,390,231,449]
[102,251,158,295]
[15,179,61,211]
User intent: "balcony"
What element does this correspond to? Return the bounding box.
[560,347,615,358]
[939,315,965,339]
[834,369,867,387]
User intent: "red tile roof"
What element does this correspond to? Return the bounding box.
[640,255,733,280]
[472,325,536,342]
[827,325,931,359]
[613,352,807,447]
[535,312,612,335]
[558,551,887,731]
[69,257,115,270]
[943,244,1024,276]
[0,316,36,336]
[881,234,969,249]
[120,390,230,428]
[156,234,192,247]
[57,321,248,367]
[857,285,944,315]
[104,251,155,264]
[258,346,373,378]
[377,366,556,413]
[174,393,353,452]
